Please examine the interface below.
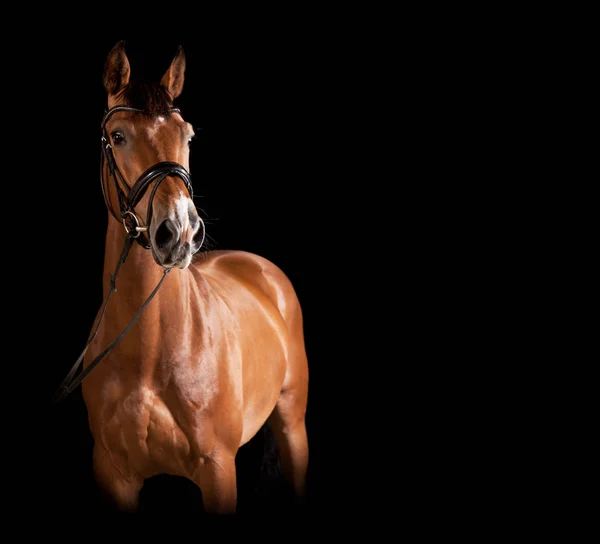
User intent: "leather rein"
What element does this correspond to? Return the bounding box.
[52,106,195,404]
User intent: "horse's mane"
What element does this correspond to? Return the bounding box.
[115,80,174,115]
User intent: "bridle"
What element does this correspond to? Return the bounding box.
[100,105,194,249]
[52,105,200,404]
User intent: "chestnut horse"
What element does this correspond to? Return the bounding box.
[55,41,309,514]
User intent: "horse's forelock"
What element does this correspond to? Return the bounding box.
[115,81,173,116]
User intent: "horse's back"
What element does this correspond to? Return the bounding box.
[192,249,304,328]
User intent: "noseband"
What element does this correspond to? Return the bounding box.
[100,105,194,249]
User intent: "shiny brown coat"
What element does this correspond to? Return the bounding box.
[81,42,309,513]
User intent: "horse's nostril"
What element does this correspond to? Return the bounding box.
[192,219,205,250]
[155,219,176,250]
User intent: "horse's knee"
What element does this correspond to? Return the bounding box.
[93,447,142,512]
[193,449,237,514]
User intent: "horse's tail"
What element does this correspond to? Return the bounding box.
[254,421,286,505]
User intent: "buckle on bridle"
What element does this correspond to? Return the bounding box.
[122,210,147,238]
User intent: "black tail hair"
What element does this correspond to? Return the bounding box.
[256,421,285,499]
[237,420,309,515]
[234,420,292,514]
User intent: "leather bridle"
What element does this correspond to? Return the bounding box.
[52,105,199,404]
[100,105,194,249]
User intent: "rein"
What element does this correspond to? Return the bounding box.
[52,234,171,404]
[52,105,193,404]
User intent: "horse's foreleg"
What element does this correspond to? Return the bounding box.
[269,388,309,500]
[93,445,143,512]
[193,448,237,514]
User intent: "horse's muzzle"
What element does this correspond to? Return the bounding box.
[151,216,204,269]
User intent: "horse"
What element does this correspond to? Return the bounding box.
[54,41,309,514]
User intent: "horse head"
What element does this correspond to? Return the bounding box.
[102,40,204,269]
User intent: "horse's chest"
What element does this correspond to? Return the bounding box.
[99,383,214,478]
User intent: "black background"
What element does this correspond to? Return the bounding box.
[3,13,502,533]
[11,31,357,524]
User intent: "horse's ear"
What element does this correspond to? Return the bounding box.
[103,40,131,96]
[160,45,186,100]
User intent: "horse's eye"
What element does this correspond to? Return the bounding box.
[111,131,125,146]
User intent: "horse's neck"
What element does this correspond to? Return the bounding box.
[100,221,195,377]
[102,220,184,305]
